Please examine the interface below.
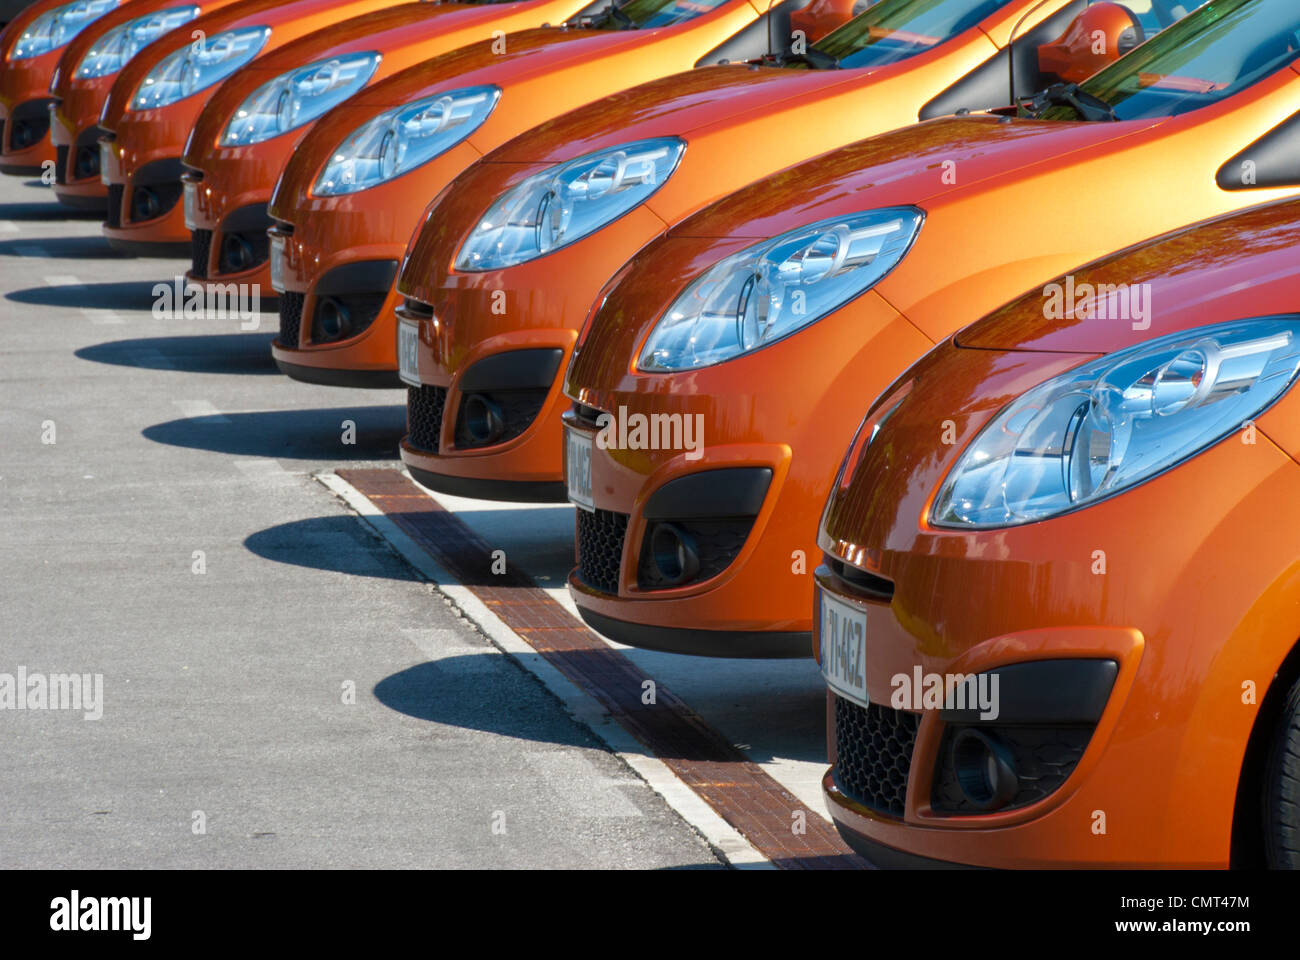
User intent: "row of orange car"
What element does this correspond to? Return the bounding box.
[3,0,1298,868]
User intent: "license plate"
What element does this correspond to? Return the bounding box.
[98,140,113,186]
[397,318,421,387]
[565,427,594,512]
[820,589,868,706]
[182,179,198,230]
[269,233,285,293]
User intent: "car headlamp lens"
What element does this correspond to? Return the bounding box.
[454,137,685,272]
[10,0,118,60]
[220,51,380,146]
[932,316,1300,528]
[637,208,923,372]
[74,5,199,79]
[312,85,500,196]
[130,25,270,111]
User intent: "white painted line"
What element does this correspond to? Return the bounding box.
[234,458,296,481]
[173,399,230,423]
[42,273,81,286]
[318,470,771,870]
[0,221,19,233]
[80,308,123,325]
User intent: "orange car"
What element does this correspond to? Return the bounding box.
[97,0,401,255]
[0,0,125,174]
[49,0,247,209]
[267,0,864,386]
[816,196,1300,868]
[556,0,1300,656]
[182,0,605,294]
[392,0,1164,500]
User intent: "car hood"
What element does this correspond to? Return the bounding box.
[485,61,889,164]
[184,0,533,165]
[955,196,1300,354]
[666,113,1156,239]
[343,25,677,110]
[102,0,394,126]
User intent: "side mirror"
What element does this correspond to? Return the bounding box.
[789,0,860,45]
[1038,2,1144,84]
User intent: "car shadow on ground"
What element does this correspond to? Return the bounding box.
[76,333,280,373]
[144,405,405,459]
[0,198,104,220]
[246,514,420,582]
[0,236,132,260]
[374,660,599,749]
[9,279,169,311]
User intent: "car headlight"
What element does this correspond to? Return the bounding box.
[130,25,270,110]
[454,137,685,272]
[313,85,500,197]
[932,316,1300,528]
[74,5,200,80]
[221,51,380,147]
[10,0,118,60]
[637,208,924,372]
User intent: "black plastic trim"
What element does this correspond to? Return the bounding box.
[407,464,568,503]
[919,0,1087,119]
[577,606,810,659]
[938,658,1118,724]
[459,347,564,393]
[314,258,399,296]
[273,357,403,389]
[642,467,772,521]
[1218,109,1300,190]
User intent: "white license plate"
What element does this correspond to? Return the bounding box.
[182,179,198,230]
[820,589,868,706]
[269,233,285,293]
[98,140,113,186]
[565,427,594,512]
[397,318,421,387]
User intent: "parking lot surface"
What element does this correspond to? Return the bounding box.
[0,173,846,869]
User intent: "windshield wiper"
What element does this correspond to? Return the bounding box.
[1024,82,1118,122]
[769,48,840,69]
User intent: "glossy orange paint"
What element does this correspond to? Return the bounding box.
[267,0,799,387]
[816,197,1300,868]
[49,0,246,209]
[98,0,399,254]
[395,0,1128,502]
[0,0,127,174]
[558,0,1300,656]
[182,0,596,297]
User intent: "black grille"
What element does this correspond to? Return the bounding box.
[453,389,549,449]
[833,695,919,819]
[637,517,754,590]
[406,384,447,454]
[576,508,628,595]
[191,228,212,279]
[277,291,304,348]
[54,144,68,185]
[930,725,1093,814]
[105,183,124,228]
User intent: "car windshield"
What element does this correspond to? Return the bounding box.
[1042,0,1300,120]
[810,0,1006,69]
[585,0,731,30]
